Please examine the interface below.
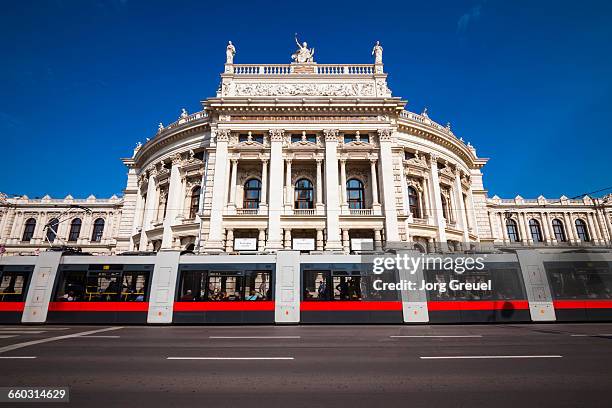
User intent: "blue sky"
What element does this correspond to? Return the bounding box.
[1,0,611,199]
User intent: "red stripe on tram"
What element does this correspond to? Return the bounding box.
[553,300,612,309]
[427,300,530,311]
[48,302,150,312]
[173,301,275,312]
[300,301,403,312]
[0,302,25,312]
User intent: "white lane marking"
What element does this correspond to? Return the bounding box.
[209,336,301,339]
[391,335,483,338]
[0,327,123,354]
[0,328,70,331]
[77,335,120,339]
[571,333,612,337]
[420,355,562,360]
[0,356,37,359]
[0,335,18,339]
[0,331,45,334]
[167,357,294,360]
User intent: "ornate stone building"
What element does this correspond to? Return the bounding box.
[1,41,611,255]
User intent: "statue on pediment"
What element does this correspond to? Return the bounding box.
[372,41,383,64]
[292,34,315,63]
[226,41,236,64]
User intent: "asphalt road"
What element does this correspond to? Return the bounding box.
[0,323,611,407]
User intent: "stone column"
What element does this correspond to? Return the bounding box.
[323,129,342,250]
[498,212,509,243]
[517,212,528,245]
[228,158,238,207]
[564,212,577,244]
[542,212,553,244]
[206,129,231,251]
[130,185,145,250]
[0,209,9,245]
[400,167,409,217]
[162,154,183,249]
[428,153,446,244]
[421,177,430,219]
[453,170,469,242]
[258,228,266,250]
[594,206,610,244]
[315,158,324,212]
[466,185,479,236]
[369,159,380,206]
[316,229,324,250]
[284,229,292,249]
[341,229,350,253]
[487,211,497,242]
[139,170,158,250]
[284,159,292,210]
[586,213,600,244]
[225,229,234,252]
[340,158,348,211]
[266,129,284,250]
[374,229,383,251]
[260,159,268,209]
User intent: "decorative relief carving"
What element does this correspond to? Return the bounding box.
[323,129,339,142]
[405,151,428,168]
[216,129,231,142]
[222,82,378,97]
[377,128,392,142]
[269,129,285,142]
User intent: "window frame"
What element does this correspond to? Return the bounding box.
[68,218,82,242]
[408,186,421,218]
[506,219,520,242]
[91,218,105,242]
[294,178,314,209]
[346,178,365,209]
[243,178,262,209]
[22,218,36,242]
[529,219,543,242]
[575,219,590,242]
[189,185,201,219]
[552,219,567,242]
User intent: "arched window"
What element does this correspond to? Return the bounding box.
[529,219,543,242]
[347,179,365,209]
[243,179,261,209]
[46,218,59,243]
[189,186,201,218]
[68,218,82,242]
[506,219,520,242]
[440,195,450,220]
[22,218,36,242]
[91,218,105,242]
[294,179,314,209]
[408,186,421,218]
[552,219,567,242]
[575,219,590,242]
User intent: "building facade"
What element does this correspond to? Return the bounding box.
[2,41,611,256]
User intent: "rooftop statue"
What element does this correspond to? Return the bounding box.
[372,41,383,64]
[291,34,315,63]
[226,41,236,64]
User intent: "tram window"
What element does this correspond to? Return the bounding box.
[303,270,332,300]
[244,271,271,300]
[425,266,525,301]
[121,271,149,301]
[332,275,362,300]
[56,271,87,301]
[206,273,242,301]
[86,271,122,302]
[0,271,28,302]
[179,270,204,301]
[545,263,612,299]
[55,267,151,302]
[177,270,272,301]
[303,269,399,301]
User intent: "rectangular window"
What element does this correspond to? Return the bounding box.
[54,265,151,302]
[0,268,30,302]
[545,262,612,300]
[177,269,273,301]
[302,267,398,301]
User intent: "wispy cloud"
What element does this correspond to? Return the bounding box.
[457,4,483,33]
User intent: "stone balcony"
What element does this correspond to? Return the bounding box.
[231,63,376,76]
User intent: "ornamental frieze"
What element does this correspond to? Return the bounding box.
[221,81,391,97]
